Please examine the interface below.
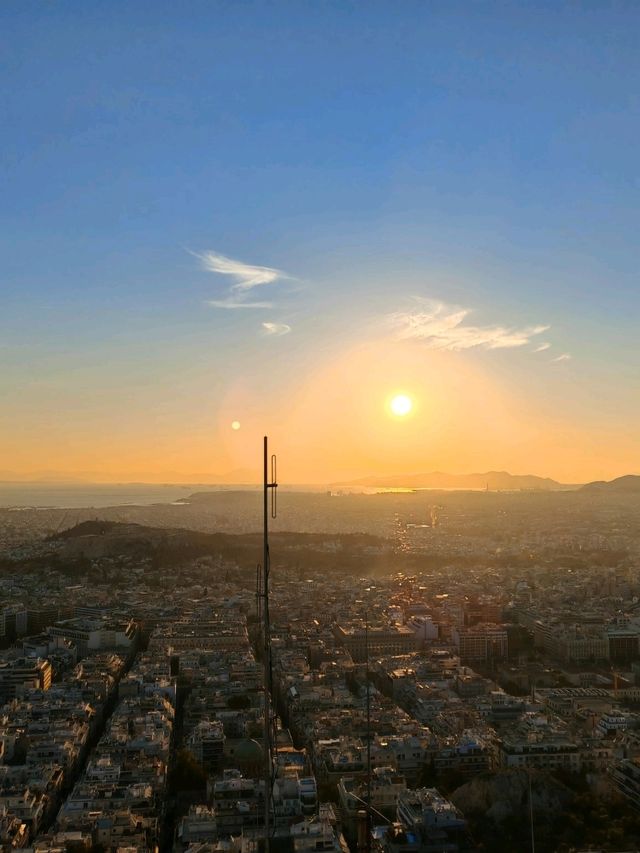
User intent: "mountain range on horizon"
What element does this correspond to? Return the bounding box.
[1,470,639,493]
[330,470,574,491]
[580,474,640,493]
[331,471,640,493]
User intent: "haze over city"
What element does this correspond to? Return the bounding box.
[2,3,639,485]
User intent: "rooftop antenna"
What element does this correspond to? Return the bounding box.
[262,436,278,853]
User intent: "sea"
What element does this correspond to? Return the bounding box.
[0,481,480,508]
[0,482,222,509]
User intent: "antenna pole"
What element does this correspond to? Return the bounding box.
[365,611,371,853]
[256,564,262,622]
[528,769,535,853]
[262,436,278,852]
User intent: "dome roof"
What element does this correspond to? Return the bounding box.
[235,738,264,762]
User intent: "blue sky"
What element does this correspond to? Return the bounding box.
[1,1,639,481]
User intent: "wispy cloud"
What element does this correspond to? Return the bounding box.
[533,342,551,352]
[194,249,290,311]
[262,322,291,336]
[389,299,549,351]
[207,297,273,310]
[194,250,286,292]
[551,352,572,362]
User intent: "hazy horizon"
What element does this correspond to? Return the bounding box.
[0,466,626,488]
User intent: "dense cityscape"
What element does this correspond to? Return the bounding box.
[1,481,640,851]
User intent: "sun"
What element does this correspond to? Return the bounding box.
[390,394,413,417]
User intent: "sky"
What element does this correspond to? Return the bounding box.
[1,1,639,484]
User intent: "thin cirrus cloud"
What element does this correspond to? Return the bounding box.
[533,342,551,352]
[207,297,274,310]
[388,299,550,352]
[262,322,291,337]
[193,249,290,310]
[196,250,285,291]
[551,353,572,362]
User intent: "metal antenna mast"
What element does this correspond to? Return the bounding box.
[365,612,371,853]
[256,565,262,622]
[528,769,536,853]
[262,436,278,853]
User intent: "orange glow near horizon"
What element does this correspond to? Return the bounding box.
[2,339,638,485]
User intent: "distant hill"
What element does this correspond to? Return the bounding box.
[331,470,571,491]
[45,520,386,566]
[581,474,640,493]
[50,521,202,559]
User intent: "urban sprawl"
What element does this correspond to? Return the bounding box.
[1,487,640,852]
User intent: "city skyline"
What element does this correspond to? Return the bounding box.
[2,3,639,483]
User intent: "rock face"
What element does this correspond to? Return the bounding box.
[53,522,177,559]
[450,770,573,824]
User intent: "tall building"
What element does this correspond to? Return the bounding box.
[452,624,508,663]
[333,623,416,662]
[0,657,52,699]
[608,628,640,663]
